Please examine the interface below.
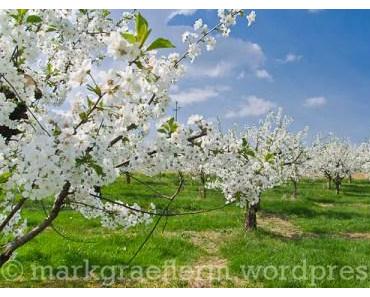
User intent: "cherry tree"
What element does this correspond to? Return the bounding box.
[358,141,370,180]
[201,110,305,230]
[280,127,310,198]
[0,9,254,266]
[311,135,358,194]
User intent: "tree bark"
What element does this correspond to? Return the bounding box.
[327,177,332,190]
[292,179,298,199]
[125,172,131,184]
[0,181,70,268]
[335,180,341,195]
[0,198,27,233]
[245,203,258,231]
[198,172,206,199]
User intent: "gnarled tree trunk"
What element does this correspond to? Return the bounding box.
[245,202,259,231]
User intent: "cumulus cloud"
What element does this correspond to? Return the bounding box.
[304,96,327,108]
[171,85,230,106]
[225,96,276,118]
[277,53,303,64]
[167,10,197,23]
[186,38,267,80]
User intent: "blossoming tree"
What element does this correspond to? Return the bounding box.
[280,127,310,198]
[196,110,307,230]
[311,135,358,194]
[0,9,255,266]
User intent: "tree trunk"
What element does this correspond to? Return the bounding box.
[335,180,341,195]
[0,181,70,268]
[327,177,332,190]
[125,172,131,184]
[245,203,258,231]
[292,179,298,199]
[349,174,352,184]
[198,172,206,199]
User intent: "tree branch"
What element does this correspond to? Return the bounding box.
[0,181,71,267]
[0,198,27,233]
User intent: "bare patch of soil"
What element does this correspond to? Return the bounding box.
[315,202,335,208]
[258,214,303,238]
[339,232,370,240]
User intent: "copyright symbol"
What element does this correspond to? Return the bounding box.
[1,259,23,281]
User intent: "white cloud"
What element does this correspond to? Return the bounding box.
[171,85,230,106]
[256,69,273,81]
[304,96,327,108]
[186,38,267,80]
[277,53,303,64]
[225,96,276,118]
[167,10,197,23]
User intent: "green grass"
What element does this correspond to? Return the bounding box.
[1,175,370,287]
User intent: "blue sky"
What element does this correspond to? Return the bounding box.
[111,10,370,142]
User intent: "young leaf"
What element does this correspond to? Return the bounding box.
[26,15,42,24]
[157,117,179,137]
[46,25,57,32]
[135,13,150,46]
[79,112,88,122]
[147,38,175,51]
[121,32,137,44]
[10,9,28,25]
[264,152,275,163]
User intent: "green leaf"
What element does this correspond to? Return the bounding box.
[121,32,136,44]
[147,38,175,51]
[10,9,28,25]
[26,15,42,24]
[135,13,150,47]
[240,137,255,158]
[102,9,110,17]
[17,9,28,19]
[264,152,275,163]
[76,153,105,177]
[87,97,94,109]
[52,125,62,137]
[157,117,179,137]
[139,28,151,48]
[46,63,53,76]
[87,84,102,97]
[79,112,88,122]
[157,128,167,134]
[91,163,104,177]
[0,172,11,184]
[46,25,57,32]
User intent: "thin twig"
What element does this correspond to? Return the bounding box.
[40,201,97,244]
[125,173,184,266]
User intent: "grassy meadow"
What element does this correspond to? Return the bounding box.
[1,174,370,287]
